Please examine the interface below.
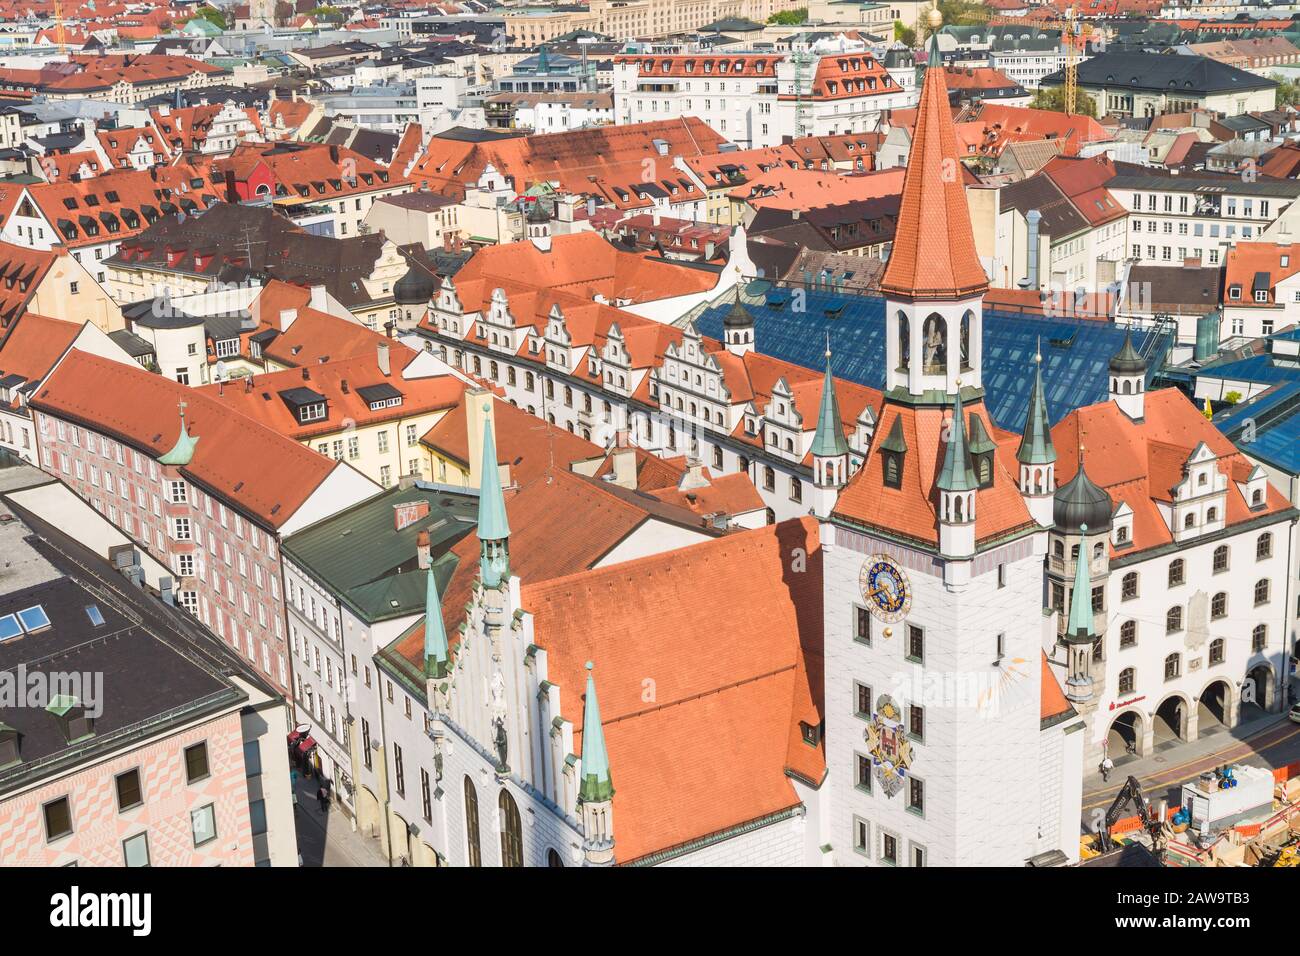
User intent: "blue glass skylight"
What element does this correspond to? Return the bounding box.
[16,605,50,632]
[0,614,20,642]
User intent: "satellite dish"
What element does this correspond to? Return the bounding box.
[214,361,228,381]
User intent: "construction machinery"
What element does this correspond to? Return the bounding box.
[950,5,1092,116]
[1099,774,1167,862]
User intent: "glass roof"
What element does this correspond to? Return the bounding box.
[694,289,1173,432]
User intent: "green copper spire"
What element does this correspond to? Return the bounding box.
[159,402,199,466]
[1017,344,1057,466]
[578,661,613,804]
[936,388,977,493]
[810,341,850,459]
[423,566,449,680]
[477,415,511,587]
[1066,524,1095,641]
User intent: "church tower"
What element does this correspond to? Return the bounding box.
[819,7,1061,867]
[423,565,452,712]
[578,662,615,867]
[723,286,755,357]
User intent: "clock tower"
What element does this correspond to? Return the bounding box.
[819,12,1069,867]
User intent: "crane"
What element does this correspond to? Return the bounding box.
[951,5,1093,116]
[53,0,67,56]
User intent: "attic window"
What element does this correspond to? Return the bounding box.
[1228,285,1241,300]
[85,605,105,626]
[800,721,821,746]
[0,725,17,768]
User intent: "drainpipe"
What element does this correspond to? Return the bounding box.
[1026,209,1042,290]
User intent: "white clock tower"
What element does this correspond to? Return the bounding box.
[818,13,1075,868]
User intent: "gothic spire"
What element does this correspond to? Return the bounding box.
[477,416,511,587]
[1066,524,1095,641]
[423,566,449,680]
[1016,343,1056,465]
[810,339,850,459]
[936,387,977,493]
[578,662,613,804]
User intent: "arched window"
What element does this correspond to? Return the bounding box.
[921,313,946,374]
[1166,606,1182,633]
[1164,653,1180,680]
[1183,513,1195,530]
[1121,572,1138,600]
[1251,488,1263,506]
[1212,545,1229,573]
[1254,579,1270,606]
[464,776,481,867]
[547,848,563,867]
[1119,620,1136,647]
[959,310,972,370]
[1257,533,1272,560]
[1168,559,1184,587]
[1118,667,1135,694]
[1093,542,1104,560]
[1206,506,1217,523]
[1209,639,1225,665]
[1211,592,1227,619]
[1252,624,1267,652]
[499,790,523,868]
[1053,539,1065,559]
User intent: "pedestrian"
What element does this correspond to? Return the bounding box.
[1100,756,1114,783]
[317,786,327,813]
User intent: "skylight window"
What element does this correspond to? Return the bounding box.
[85,605,105,627]
[0,614,20,642]
[17,605,50,632]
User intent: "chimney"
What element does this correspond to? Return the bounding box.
[329,144,340,164]
[245,376,254,393]
[651,206,662,227]
[610,445,637,489]
[377,341,391,376]
[678,456,710,492]
[395,499,432,532]
[415,529,431,569]
[465,388,495,490]
[279,308,297,331]
[1026,209,1042,288]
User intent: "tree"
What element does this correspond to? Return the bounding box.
[1224,391,1243,405]
[1029,86,1098,118]
[191,5,227,29]
[766,8,808,25]
[309,5,345,22]
[895,21,916,47]
[1272,74,1300,108]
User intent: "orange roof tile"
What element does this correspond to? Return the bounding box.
[880,52,988,300]
[32,351,343,529]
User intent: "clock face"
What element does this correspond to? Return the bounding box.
[860,555,912,623]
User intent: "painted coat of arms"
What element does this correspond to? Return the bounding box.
[864,695,914,798]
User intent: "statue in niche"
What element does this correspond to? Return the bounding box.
[960,312,971,370]
[922,314,946,374]
[493,717,509,773]
[897,313,910,371]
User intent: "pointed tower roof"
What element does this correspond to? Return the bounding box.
[723,284,753,329]
[810,344,850,458]
[936,387,978,492]
[578,661,613,803]
[1016,347,1057,465]
[1066,525,1095,641]
[423,566,450,679]
[1109,329,1146,375]
[879,7,988,302]
[158,402,199,466]
[476,416,510,541]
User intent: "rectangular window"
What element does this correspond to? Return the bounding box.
[123,832,150,867]
[421,768,433,823]
[116,769,143,811]
[908,776,925,816]
[362,718,373,770]
[906,625,924,664]
[184,742,210,783]
[855,752,872,793]
[854,681,872,719]
[191,804,217,846]
[880,829,898,866]
[854,605,871,645]
[244,740,262,777]
[908,704,924,741]
[44,796,73,841]
[853,816,870,857]
[249,799,267,836]
[393,742,405,797]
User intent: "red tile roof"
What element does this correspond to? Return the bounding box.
[0,243,58,333]
[0,312,80,382]
[1050,389,1292,556]
[420,392,602,484]
[32,351,344,529]
[1222,241,1300,309]
[880,53,988,300]
[522,517,824,863]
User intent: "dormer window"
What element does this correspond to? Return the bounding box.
[0,723,18,768]
[47,694,94,743]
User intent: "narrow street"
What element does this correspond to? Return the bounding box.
[1082,712,1300,823]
